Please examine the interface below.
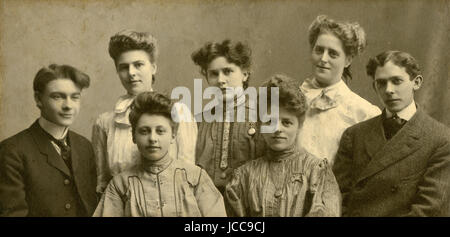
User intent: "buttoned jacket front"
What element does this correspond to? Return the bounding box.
[0,121,97,216]
[333,110,450,216]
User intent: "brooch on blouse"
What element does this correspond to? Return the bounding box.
[248,122,256,136]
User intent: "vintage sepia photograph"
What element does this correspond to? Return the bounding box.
[0,0,449,223]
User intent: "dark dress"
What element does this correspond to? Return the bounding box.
[195,98,266,192]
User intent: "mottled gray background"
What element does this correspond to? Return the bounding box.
[0,0,448,141]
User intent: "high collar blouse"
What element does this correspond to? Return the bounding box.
[93,155,226,217]
[92,94,198,193]
[297,78,381,164]
[224,146,341,217]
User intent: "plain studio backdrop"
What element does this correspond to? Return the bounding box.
[0,0,448,141]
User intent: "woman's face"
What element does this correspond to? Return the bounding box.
[134,113,175,162]
[206,56,248,102]
[116,50,157,96]
[262,107,300,152]
[311,33,352,87]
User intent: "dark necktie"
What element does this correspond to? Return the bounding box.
[49,136,72,169]
[383,113,407,140]
[53,138,71,160]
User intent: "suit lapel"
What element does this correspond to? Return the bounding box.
[68,131,80,178]
[363,116,387,159]
[29,121,72,177]
[356,111,423,183]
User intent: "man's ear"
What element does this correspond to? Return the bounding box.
[34,92,42,109]
[412,75,423,91]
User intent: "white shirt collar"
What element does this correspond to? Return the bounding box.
[38,116,68,140]
[386,100,417,121]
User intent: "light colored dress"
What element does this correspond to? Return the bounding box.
[225,146,341,217]
[93,155,226,217]
[92,94,198,193]
[297,78,381,164]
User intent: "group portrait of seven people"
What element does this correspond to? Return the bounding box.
[1,15,449,217]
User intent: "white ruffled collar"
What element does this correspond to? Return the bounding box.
[114,90,154,126]
[300,78,350,111]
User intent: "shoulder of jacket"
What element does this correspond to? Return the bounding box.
[419,112,450,142]
[69,130,92,147]
[0,126,36,153]
[347,114,380,132]
[1,127,29,145]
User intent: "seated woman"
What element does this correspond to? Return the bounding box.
[92,30,197,195]
[225,75,341,217]
[93,92,226,217]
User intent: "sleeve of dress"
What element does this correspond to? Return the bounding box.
[91,115,111,194]
[0,143,28,216]
[306,159,342,217]
[92,179,125,217]
[173,102,198,164]
[224,167,248,217]
[195,169,227,217]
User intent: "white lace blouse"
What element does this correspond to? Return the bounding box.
[297,78,381,165]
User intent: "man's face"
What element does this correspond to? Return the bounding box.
[134,113,175,162]
[116,50,156,96]
[373,61,422,113]
[35,78,82,127]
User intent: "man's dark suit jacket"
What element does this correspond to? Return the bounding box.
[333,109,450,216]
[0,121,98,216]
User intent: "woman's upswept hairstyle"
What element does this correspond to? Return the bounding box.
[33,64,90,96]
[308,15,367,81]
[261,74,307,121]
[129,91,178,141]
[109,30,158,83]
[366,50,422,80]
[191,39,252,89]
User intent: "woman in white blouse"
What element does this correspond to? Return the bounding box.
[297,15,381,164]
[92,30,197,194]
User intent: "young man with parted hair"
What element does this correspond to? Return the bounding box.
[333,50,450,216]
[0,64,97,217]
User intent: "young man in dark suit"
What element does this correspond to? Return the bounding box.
[0,64,98,216]
[333,51,450,216]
